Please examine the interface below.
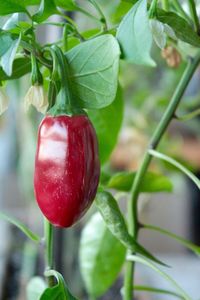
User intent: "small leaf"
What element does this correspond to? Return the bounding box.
[149,19,166,49]
[143,224,200,256]
[134,285,185,299]
[66,34,120,109]
[0,57,31,81]
[95,191,167,267]
[79,212,126,297]
[88,85,123,164]
[148,149,200,189]
[33,0,59,23]
[41,270,78,300]
[27,277,47,300]
[55,0,78,11]
[0,34,21,76]
[157,10,200,47]
[127,255,192,300]
[107,171,173,193]
[0,212,40,243]
[116,0,156,66]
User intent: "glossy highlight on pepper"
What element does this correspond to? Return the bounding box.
[34,115,100,227]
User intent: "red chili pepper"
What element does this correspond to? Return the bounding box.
[34,114,100,227]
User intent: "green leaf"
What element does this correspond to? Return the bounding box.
[134,285,185,299]
[157,10,200,48]
[55,0,78,11]
[0,34,21,76]
[40,270,78,300]
[0,1,27,15]
[0,31,15,57]
[107,171,173,193]
[66,34,120,109]
[3,13,19,30]
[95,191,167,267]
[79,212,126,297]
[0,57,31,80]
[27,277,47,300]
[148,149,200,189]
[0,212,40,243]
[143,224,200,256]
[116,0,156,66]
[127,255,192,300]
[88,85,123,164]
[33,0,59,23]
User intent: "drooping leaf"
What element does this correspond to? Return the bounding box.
[79,212,126,297]
[0,57,31,80]
[107,171,173,193]
[134,285,185,299]
[3,13,19,30]
[116,0,156,66]
[143,224,200,256]
[55,0,78,11]
[148,149,200,189]
[95,191,167,267]
[127,255,192,300]
[33,0,59,23]
[0,212,40,243]
[27,277,47,300]
[88,85,123,164]
[0,34,21,76]
[157,10,200,48]
[66,34,120,109]
[40,270,78,300]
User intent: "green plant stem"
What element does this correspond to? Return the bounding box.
[88,0,108,30]
[149,0,158,18]
[187,0,200,33]
[123,51,200,300]
[162,0,169,11]
[44,218,54,287]
[172,0,191,24]
[175,107,200,121]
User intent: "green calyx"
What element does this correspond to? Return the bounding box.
[46,45,85,116]
[31,54,43,85]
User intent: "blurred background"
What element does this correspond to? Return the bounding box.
[0,1,200,299]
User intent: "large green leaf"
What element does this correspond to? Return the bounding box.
[0,34,21,76]
[88,85,123,164]
[66,34,120,109]
[40,270,78,300]
[27,277,47,300]
[79,212,126,297]
[0,57,31,80]
[107,171,173,192]
[157,10,200,48]
[116,0,155,66]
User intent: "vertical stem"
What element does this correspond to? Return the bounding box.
[44,218,54,286]
[123,52,200,300]
[187,0,200,33]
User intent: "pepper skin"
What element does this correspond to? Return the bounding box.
[34,115,100,227]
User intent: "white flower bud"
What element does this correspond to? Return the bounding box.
[0,88,9,115]
[24,85,48,114]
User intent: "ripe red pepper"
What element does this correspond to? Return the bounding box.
[34,114,100,227]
